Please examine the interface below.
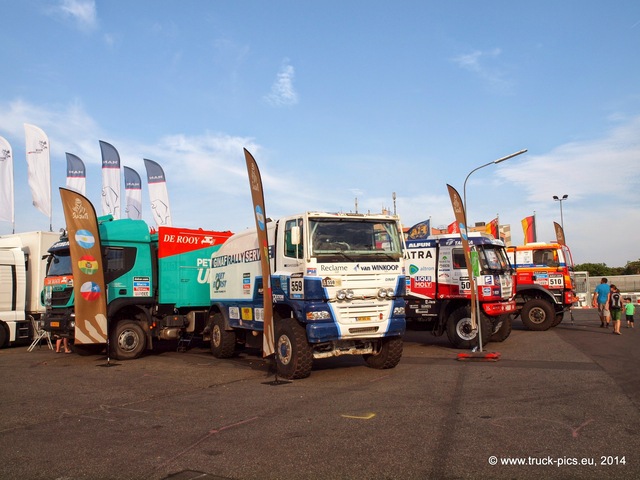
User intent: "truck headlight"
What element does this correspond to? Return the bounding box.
[306,311,331,321]
[377,288,395,299]
[336,289,355,301]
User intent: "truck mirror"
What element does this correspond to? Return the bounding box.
[291,226,301,245]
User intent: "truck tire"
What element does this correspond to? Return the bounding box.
[446,306,491,349]
[490,315,512,342]
[0,324,7,348]
[210,313,236,358]
[110,320,146,360]
[552,312,564,327]
[520,299,555,331]
[363,336,403,369]
[275,318,313,379]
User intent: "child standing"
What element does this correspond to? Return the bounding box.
[625,298,635,328]
[609,285,622,335]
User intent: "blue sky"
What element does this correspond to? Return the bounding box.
[1,0,639,267]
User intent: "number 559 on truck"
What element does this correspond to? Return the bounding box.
[208,212,406,379]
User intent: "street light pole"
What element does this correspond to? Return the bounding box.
[553,194,568,231]
[463,149,527,225]
[460,149,526,353]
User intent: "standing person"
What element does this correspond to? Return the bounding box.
[55,335,72,354]
[593,277,611,328]
[625,297,636,328]
[609,285,622,335]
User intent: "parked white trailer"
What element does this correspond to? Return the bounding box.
[0,231,60,347]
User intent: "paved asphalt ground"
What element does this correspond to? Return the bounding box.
[1,308,639,480]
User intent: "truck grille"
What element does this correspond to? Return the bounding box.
[51,289,73,307]
[348,326,379,334]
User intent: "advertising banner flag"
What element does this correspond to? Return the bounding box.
[144,159,172,227]
[406,219,430,240]
[446,184,476,329]
[244,148,275,357]
[554,221,566,246]
[24,124,52,225]
[124,166,143,220]
[447,220,459,234]
[99,140,121,219]
[66,153,86,196]
[59,188,108,345]
[486,217,499,239]
[0,136,14,224]
[521,215,537,244]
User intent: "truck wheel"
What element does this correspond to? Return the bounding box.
[110,320,146,360]
[210,313,236,358]
[0,324,7,348]
[520,299,555,331]
[490,315,512,342]
[363,336,403,369]
[275,318,313,379]
[552,312,564,327]
[446,306,491,349]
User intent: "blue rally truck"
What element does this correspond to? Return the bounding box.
[42,216,232,358]
[208,212,406,379]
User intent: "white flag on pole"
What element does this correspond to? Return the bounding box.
[66,153,86,196]
[124,166,142,220]
[24,124,52,223]
[0,136,14,224]
[144,158,172,227]
[99,140,121,219]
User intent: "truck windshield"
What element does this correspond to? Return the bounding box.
[310,218,402,261]
[479,246,511,272]
[47,252,73,276]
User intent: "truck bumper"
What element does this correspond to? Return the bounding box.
[482,299,517,316]
[42,310,75,337]
[305,316,405,343]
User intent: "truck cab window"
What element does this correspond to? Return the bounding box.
[284,219,304,259]
[104,247,137,283]
[452,249,466,269]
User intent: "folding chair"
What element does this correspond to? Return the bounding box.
[28,317,54,352]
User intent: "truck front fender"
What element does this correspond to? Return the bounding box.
[514,284,561,306]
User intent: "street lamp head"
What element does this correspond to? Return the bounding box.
[562,194,568,200]
[553,194,569,201]
[493,149,528,165]
[553,195,559,200]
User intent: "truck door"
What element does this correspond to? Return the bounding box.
[280,218,304,275]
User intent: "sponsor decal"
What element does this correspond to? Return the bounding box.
[241,307,253,321]
[133,276,151,297]
[306,268,317,276]
[212,245,274,268]
[319,264,348,273]
[45,275,73,286]
[321,277,341,288]
[213,271,227,291]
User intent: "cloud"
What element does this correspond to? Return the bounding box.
[264,61,299,107]
[452,48,512,92]
[52,0,98,32]
[497,116,640,205]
